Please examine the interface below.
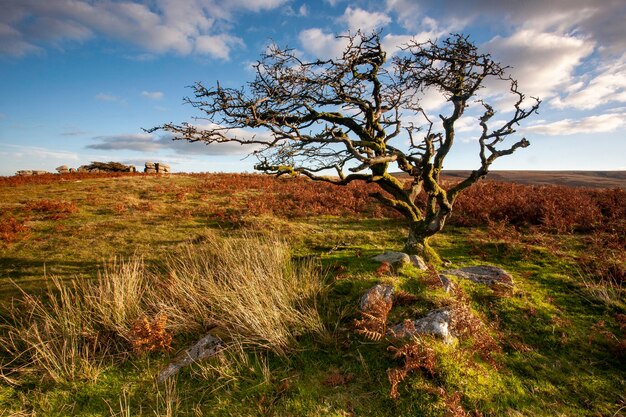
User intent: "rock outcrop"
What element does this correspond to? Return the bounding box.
[16,170,49,176]
[144,161,157,173]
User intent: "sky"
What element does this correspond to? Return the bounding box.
[0,0,625,175]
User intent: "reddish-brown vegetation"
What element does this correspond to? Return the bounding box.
[24,199,78,219]
[0,172,138,187]
[0,215,30,244]
[130,313,173,354]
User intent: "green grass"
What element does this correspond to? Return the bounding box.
[1,174,624,416]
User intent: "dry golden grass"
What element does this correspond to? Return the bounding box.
[1,232,325,383]
[156,231,326,354]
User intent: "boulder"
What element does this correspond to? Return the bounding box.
[442,265,513,286]
[157,163,171,173]
[359,284,394,312]
[388,308,455,344]
[56,165,69,174]
[32,170,49,175]
[16,170,33,176]
[69,168,76,173]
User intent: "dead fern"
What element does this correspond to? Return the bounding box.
[449,286,501,366]
[130,313,173,353]
[387,339,437,399]
[375,261,392,277]
[354,297,392,342]
[394,290,418,306]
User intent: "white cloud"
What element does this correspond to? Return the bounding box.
[141,91,164,100]
[0,0,289,58]
[95,92,124,103]
[0,143,79,161]
[88,126,271,155]
[485,30,595,101]
[298,28,349,59]
[195,34,244,60]
[284,4,309,17]
[339,7,391,33]
[551,54,626,110]
[525,112,626,135]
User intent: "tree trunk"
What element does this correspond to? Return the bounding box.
[404,221,442,265]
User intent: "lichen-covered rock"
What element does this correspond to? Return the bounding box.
[442,265,513,286]
[409,255,428,271]
[372,252,410,267]
[359,284,394,312]
[388,308,454,344]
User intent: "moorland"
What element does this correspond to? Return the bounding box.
[0,171,624,416]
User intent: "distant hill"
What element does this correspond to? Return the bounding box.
[394,171,626,189]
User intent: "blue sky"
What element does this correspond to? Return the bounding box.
[1,0,625,175]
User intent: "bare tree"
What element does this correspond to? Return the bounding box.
[150,33,540,261]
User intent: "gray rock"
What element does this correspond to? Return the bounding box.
[372,251,410,267]
[442,265,513,286]
[438,275,454,293]
[359,284,394,312]
[55,165,69,173]
[409,255,428,271]
[145,167,157,173]
[16,170,33,176]
[387,308,454,344]
[32,170,49,175]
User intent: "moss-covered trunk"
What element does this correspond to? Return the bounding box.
[404,219,444,264]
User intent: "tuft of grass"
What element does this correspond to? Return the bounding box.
[156,231,326,355]
[1,277,110,384]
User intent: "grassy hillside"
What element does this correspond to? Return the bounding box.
[0,173,624,416]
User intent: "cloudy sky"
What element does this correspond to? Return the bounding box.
[0,0,625,175]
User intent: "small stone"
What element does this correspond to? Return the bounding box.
[359,284,394,312]
[438,275,454,293]
[387,308,454,344]
[409,255,428,271]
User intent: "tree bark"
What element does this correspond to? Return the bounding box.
[404,220,443,264]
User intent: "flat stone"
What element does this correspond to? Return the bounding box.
[372,252,410,266]
[387,308,454,344]
[442,265,513,286]
[359,284,394,312]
